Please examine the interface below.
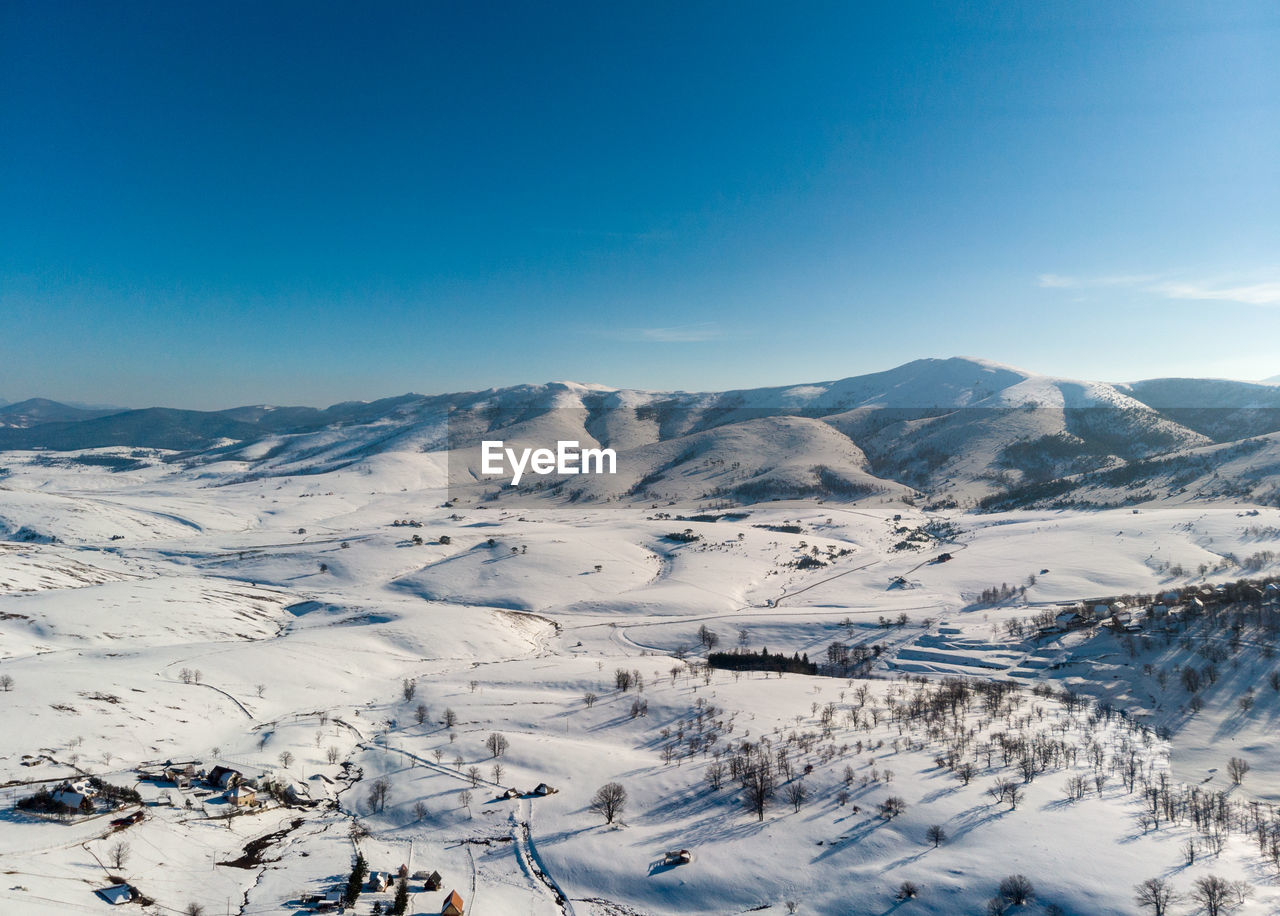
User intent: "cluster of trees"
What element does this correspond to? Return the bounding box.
[1135,875,1251,916]
[707,648,816,675]
[976,582,1026,605]
[821,640,880,677]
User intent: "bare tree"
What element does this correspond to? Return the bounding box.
[696,625,720,651]
[1190,876,1243,916]
[785,779,806,813]
[412,800,429,821]
[415,703,429,726]
[1227,756,1250,786]
[402,679,416,702]
[583,692,598,708]
[706,760,725,791]
[742,755,774,822]
[466,766,482,787]
[442,708,457,727]
[897,881,919,900]
[590,782,627,825]
[879,796,906,820]
[108,840,130,870]
[458,790,472,815]
[926,824,947,847]
[485,732,509,758]
[278,751,294,769]
[185,905,205,916]
[1134,877,1179,916]
[998,875,1034,906]
[327,746,341,765]
[368,777,391,813]
[492,762,504,783]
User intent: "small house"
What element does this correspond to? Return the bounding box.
[207,766,242,789]
[442,889,465,915]
[502,788,520,799]
[424,870,443,891]
[533,783,556,796]
[662,849,693,866]
[368,871,391,892]
[95,884,135,905]
[226,785,256,807]
[53,787,90,812]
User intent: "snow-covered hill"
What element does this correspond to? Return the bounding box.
[3,363,1280,914]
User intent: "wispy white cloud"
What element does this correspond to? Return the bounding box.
[1038,272,1280,306]
[1150,280,1280,306]
[598,322,724,343]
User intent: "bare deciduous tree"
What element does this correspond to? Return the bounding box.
[108,840,130,870]
[1134,877,1179,916]
[1190,875,1245,916]
[485,732,509,758]
[368,777,391,813]
[785,779,806,813]
[590,782,627,825]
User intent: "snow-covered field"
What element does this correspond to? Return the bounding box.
[1,448,1279,915]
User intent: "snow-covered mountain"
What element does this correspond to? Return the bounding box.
[5,358,1280,509]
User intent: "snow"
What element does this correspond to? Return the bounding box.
[0,434,1278,914]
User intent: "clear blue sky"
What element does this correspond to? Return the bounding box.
[3,1,1277,408]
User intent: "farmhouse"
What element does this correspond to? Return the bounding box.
[226,785,256,807]
[52,788,90,812]
[533,783,557,796]
[207,765,242,789]
[442,889,466,915]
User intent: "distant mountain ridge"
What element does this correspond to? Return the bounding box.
[0,398,123,429]
[5,358,1280,510]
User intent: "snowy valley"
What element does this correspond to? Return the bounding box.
[2,358,1280,916]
